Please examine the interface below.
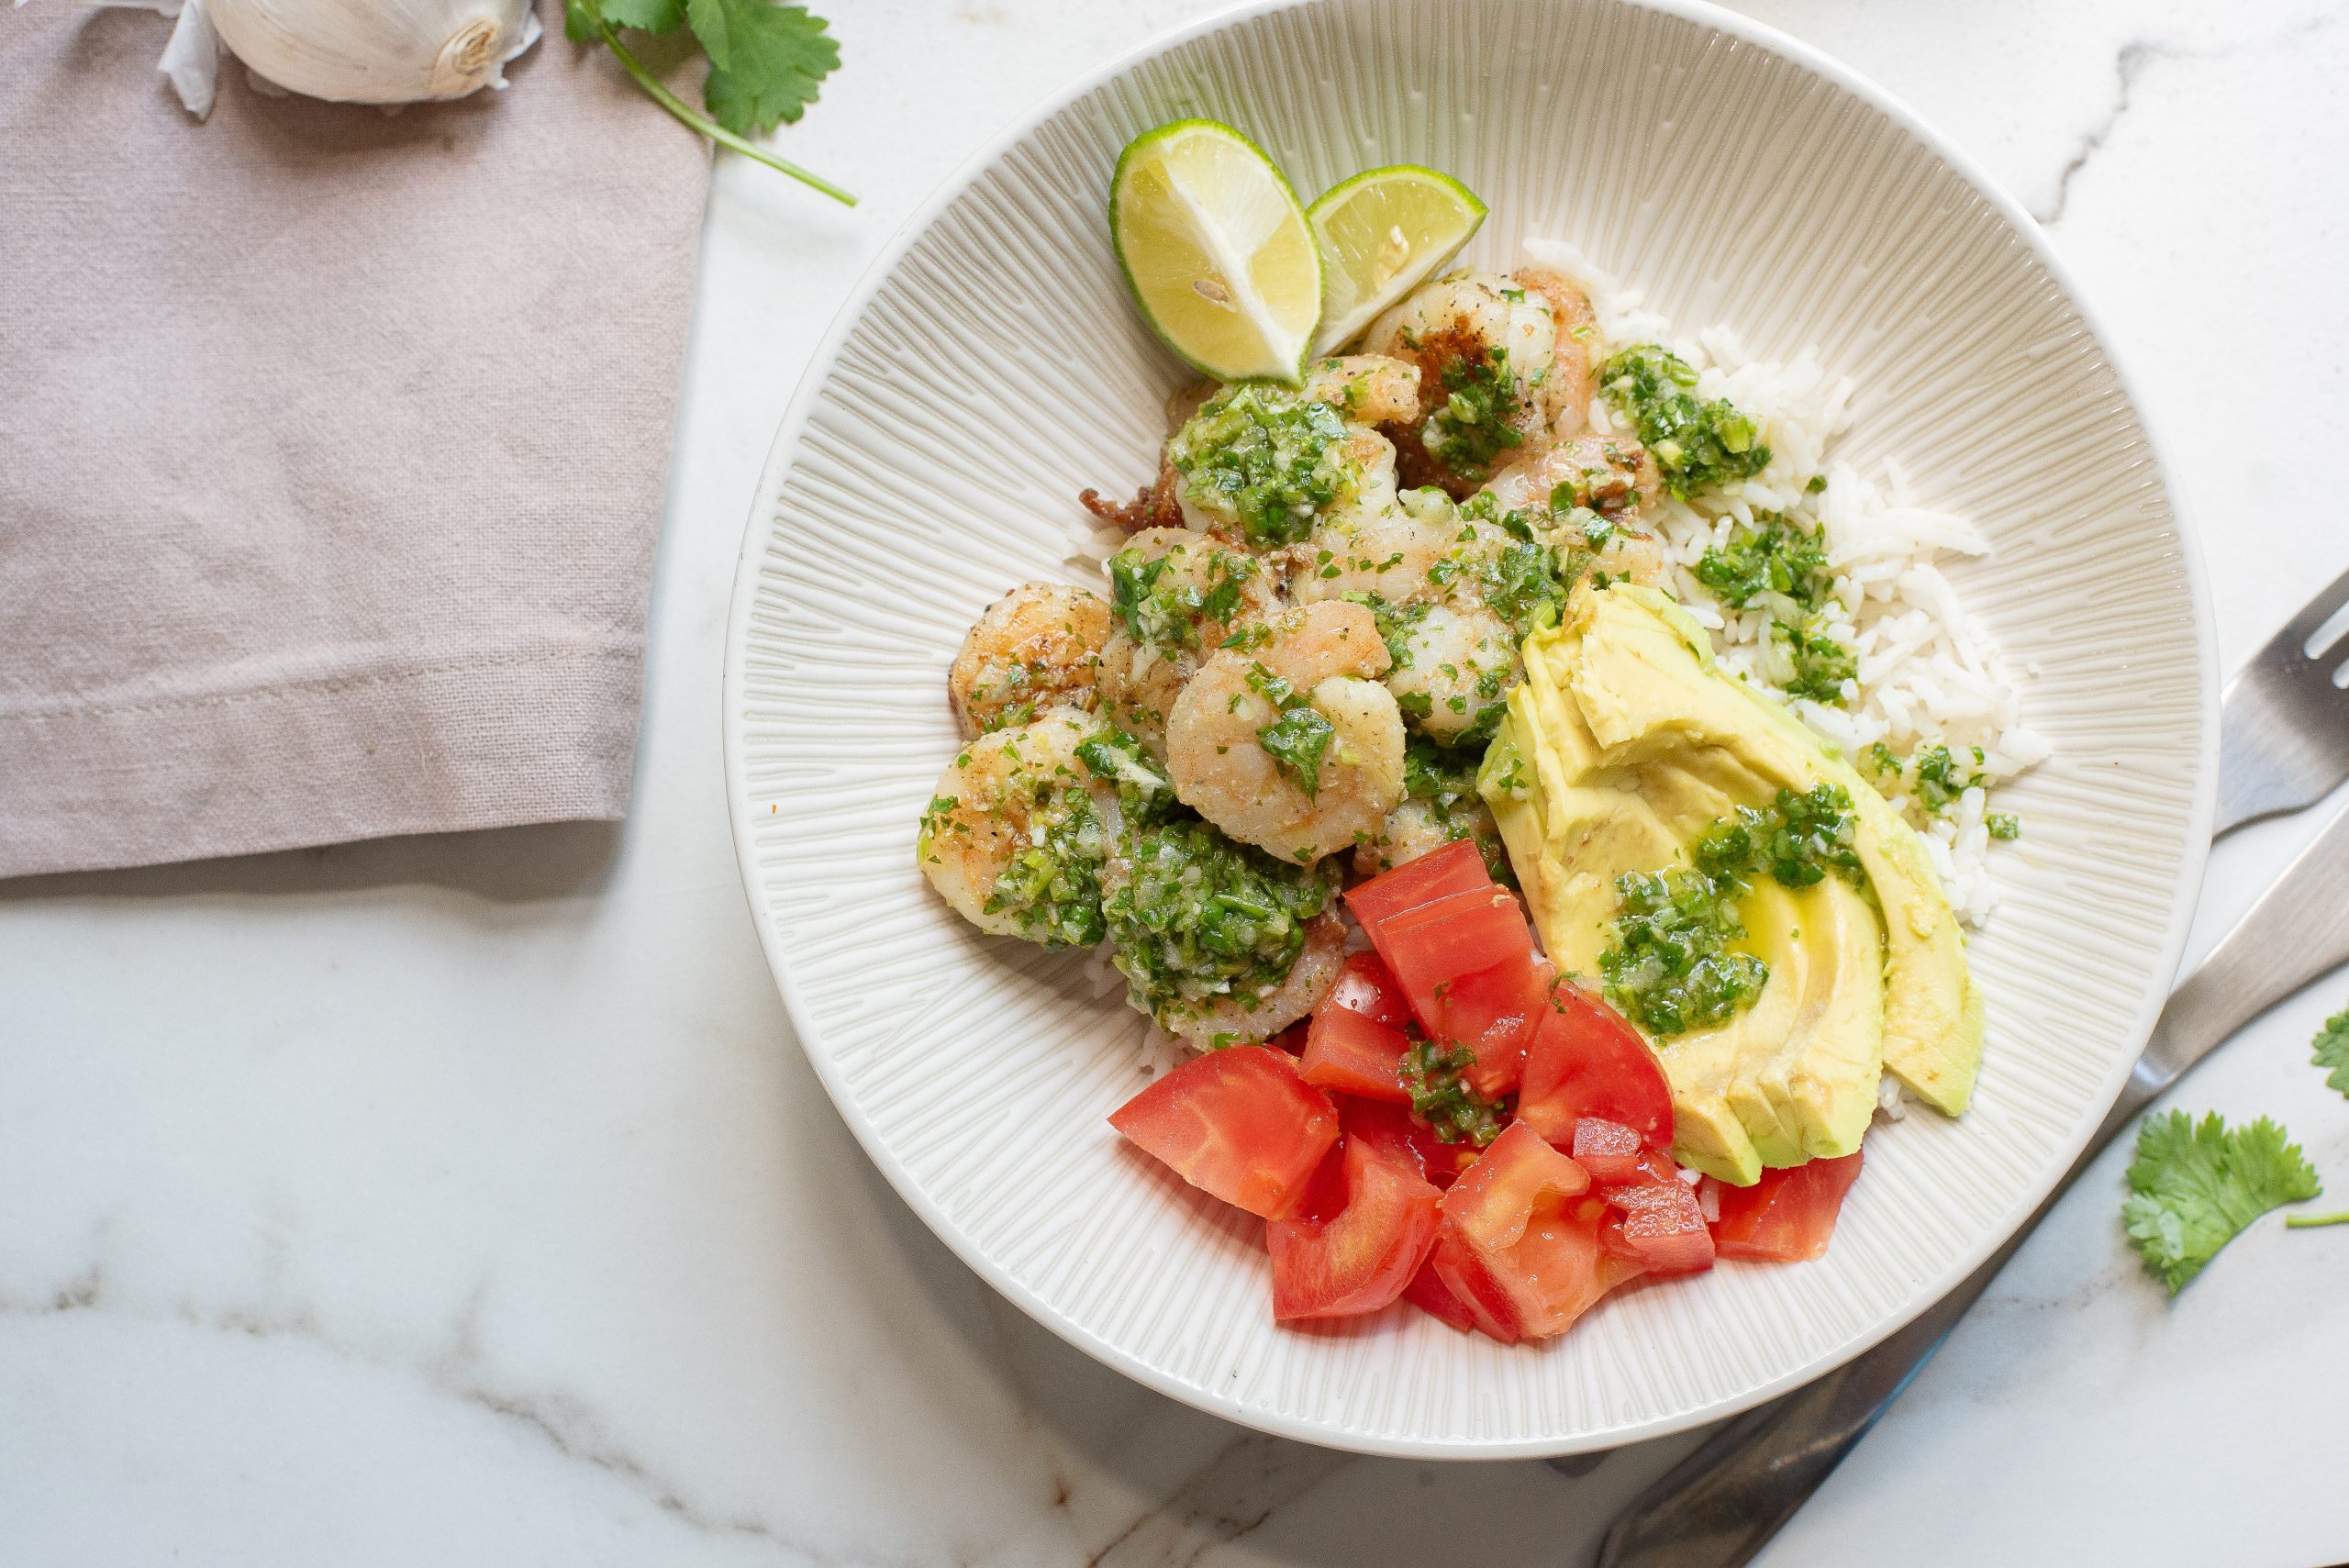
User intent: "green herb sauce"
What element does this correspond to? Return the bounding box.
[1599,344,1771,499]
[1166,384,1353,548]
[1401,1034,1508,1146]
[1104,819,1337,1026]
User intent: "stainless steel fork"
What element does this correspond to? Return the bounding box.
[1591,562,2349,1568]
[2219,562,2349,832]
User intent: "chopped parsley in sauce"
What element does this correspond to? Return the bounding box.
[1166,384,1353,548]
[1599,867,1769,1037]
[1599,344,1770,499]
[1419,347,1524,483]
[1103,819,1336,1027]
[1695,784,1865,890]
[1601,787,1865,1036]
[1401,1034,1508,1146]
[1697,513,1855,706]
[1107,541,1256,651]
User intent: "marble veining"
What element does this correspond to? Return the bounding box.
[4,0,2347,1562]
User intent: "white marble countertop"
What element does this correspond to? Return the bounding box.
[9,1,2349,1562]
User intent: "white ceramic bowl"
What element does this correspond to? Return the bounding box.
[724,0,2214,1457]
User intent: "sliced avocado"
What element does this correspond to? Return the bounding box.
[1564,584,1981,1116]
[1482,582,1979,1184]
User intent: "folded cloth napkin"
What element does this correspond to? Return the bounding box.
[0,0,708,878]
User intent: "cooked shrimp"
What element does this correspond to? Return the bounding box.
[1481,432,1662,518]
[1164,599,1406,864]
[1479,441,1669,585]
[1353,798,1507,880]
[1382,601,1522,744]
[917,707,1111,948]
[1363,271,1560,495]
[948,582,1112,740]
[1159,911,1347,1050]
[1513,265,1602,439]
[1301,354,1424,426]
[1097,528,1283,755]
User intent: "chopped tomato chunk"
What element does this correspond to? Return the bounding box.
[1343,839,1492,931]
[1298,1006,1413,1104]
[1711,1150,1865,1262]
[1433,951,1545,1097]
[1267,1138,1442,1320]
[1426,1227,1524,1343]
[1599,1163,1715,1277]
[1516,982,1675,1151]
[1373,886,1530,1017]
[1401,1253,1481,1333]
[1108,1047,1340,1219]
[1339,1098,1471,1190]
[1437,1122,1641,1340]
[1325,951,1410,1030]
[1570,1118,1644,1184]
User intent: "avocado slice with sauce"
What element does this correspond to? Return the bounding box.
[1481,583,1980,1181]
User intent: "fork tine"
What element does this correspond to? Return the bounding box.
[2272,562,2349,662]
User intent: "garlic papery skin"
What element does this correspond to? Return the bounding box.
[200,0,540,106]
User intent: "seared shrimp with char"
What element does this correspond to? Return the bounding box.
[917,707,1113,948]
[947,582,1112,739]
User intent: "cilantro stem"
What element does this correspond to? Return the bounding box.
[582,0,855,207]
[2285,1208,2349,1229]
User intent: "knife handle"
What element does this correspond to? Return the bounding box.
[1597,793,2349,1568]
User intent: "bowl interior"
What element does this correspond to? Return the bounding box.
[726,0,2210,1455]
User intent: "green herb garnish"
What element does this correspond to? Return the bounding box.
[1599,867,1769,1037]
[2313,1007,2349,1099]
[1401,1035,1508,1146]
[1599,344,1770,499]
[565,0,850,203]
[1104,819,1336,1026]
[1167,385,1353,548]
[1259,706,1336,796]
[2122,1111,2321,1293]
[1419,348,1524,483]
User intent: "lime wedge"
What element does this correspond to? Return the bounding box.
[1306,165,1487,355]
[1109,119,1320,384]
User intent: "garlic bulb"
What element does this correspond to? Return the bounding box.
[179,0,540,111]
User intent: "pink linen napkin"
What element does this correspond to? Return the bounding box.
[0,0,708,877]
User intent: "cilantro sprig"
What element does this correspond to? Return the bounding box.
[2312,1006,2349,1099]
[2121,1111,2321,1293]
[566,0,852,204]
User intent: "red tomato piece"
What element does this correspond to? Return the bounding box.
[1433,951,1545,1098]
[1601,1169,1715,1277]
[1339,1099,1471,1190]
[1441,1122,1642,1339]
[1267,1138,1443,1320]
[1373,886,1531,1018]
[1108,1047,1340,1219]
[1570,1118,1644,1184]
[1297,1006,1413,1104]
[1426,1227,1524,1343]
[1401,1253,1481,1333]
[1325,951,1411,1029]
[1517,982,1675,1151]
[1265,1021,1310,1055]
[1711,1150,1865,1262]
[1343,839,1493,932]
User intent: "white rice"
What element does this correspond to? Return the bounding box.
[1525,237,2046,928]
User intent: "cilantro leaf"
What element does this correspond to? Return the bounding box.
[685,0,840,135]
[2313,1006,2349,1098]
[2121,1110,2321,1294]
[605,0,685,29]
